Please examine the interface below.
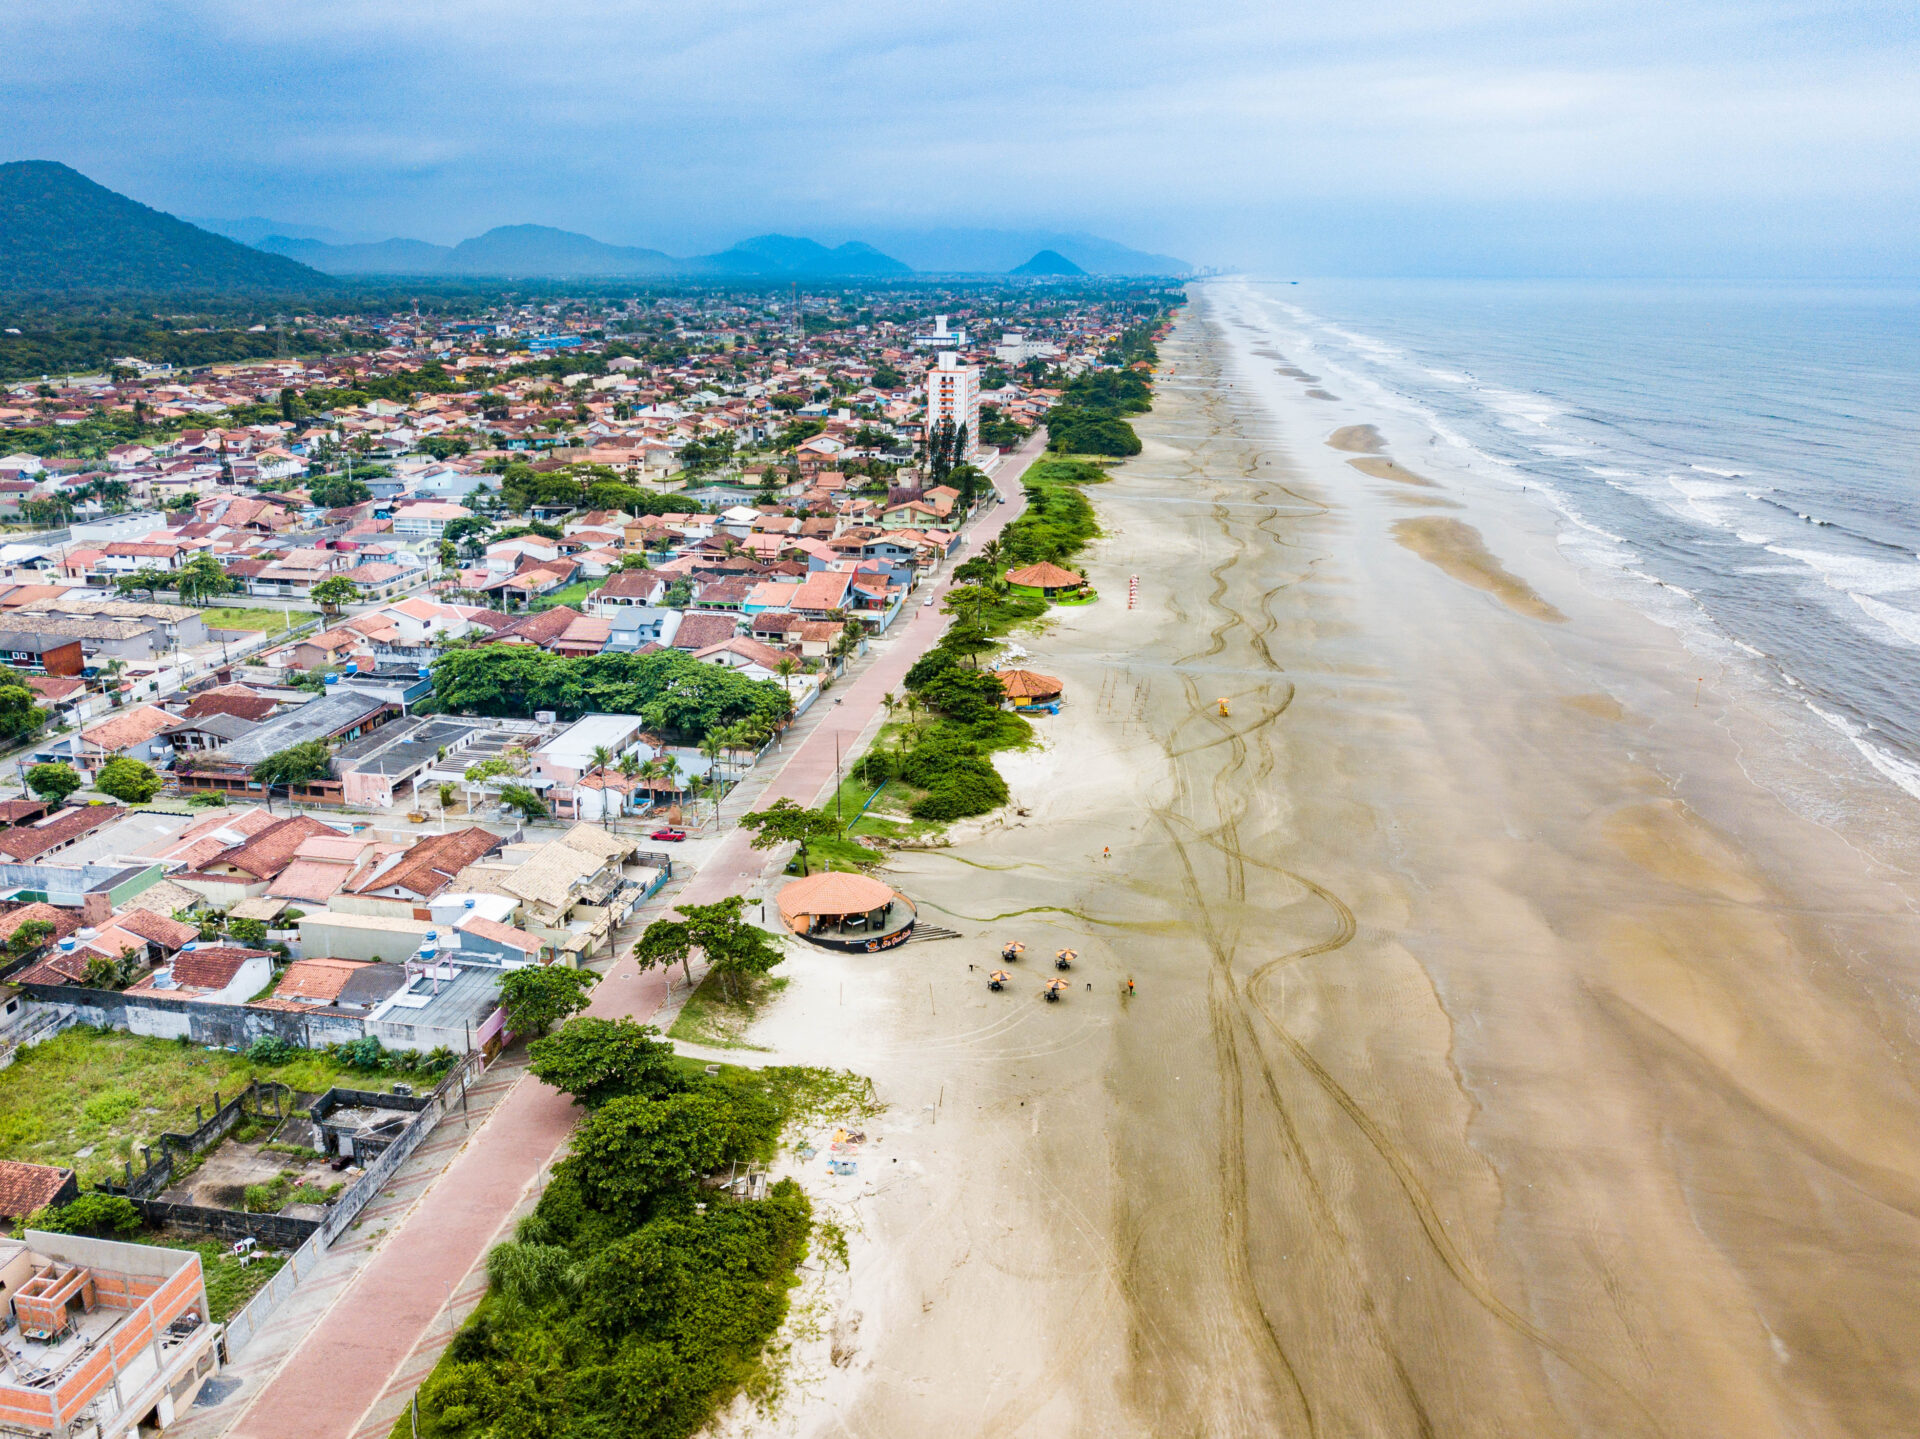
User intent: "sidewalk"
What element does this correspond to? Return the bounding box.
[224,431,1047,1439]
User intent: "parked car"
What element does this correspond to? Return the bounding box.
[649,827,688,842]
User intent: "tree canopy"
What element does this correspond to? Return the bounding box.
[738,798,840,870]
[24,762,81,805]
[251,739,332,792]
[0,683,48,743]
[432,647,791,741]
[527,1018,685,1111]
[94,756,162,804]
[499,964,596,1038]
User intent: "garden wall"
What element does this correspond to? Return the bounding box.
[13,984,482,1054]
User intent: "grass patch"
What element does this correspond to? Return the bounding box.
[153,1235,287,1323]
[0,1027,443,1184]
[791,833,877,875]
[205,607,319,634]
[667,972,790,1051]
[533,576,605,609]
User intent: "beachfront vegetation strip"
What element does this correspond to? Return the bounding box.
[407,1021,862,1439]
[1045,365,1154,457]
[0,1027,445,1184]
[431,646,792,740]
[872,453,1115,822]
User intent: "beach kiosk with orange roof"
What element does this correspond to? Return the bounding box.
[1005,561,1089,600]
[777,871,917,953]
[996,669,1064,711]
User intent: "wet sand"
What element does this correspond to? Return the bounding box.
[741,286,1920,1438]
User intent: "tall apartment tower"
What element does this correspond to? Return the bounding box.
[925,350,981,460]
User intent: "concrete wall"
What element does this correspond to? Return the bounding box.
[298,912,433,961]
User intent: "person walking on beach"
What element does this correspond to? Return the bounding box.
[1102,845,1110,861]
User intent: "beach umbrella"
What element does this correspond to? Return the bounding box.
[1003,941,1025,953]
[1055,948,1077,961]
[1044,978,1068,993]
[989,970,1011,982]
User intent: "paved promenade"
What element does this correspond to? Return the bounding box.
[226,432,1047,1439]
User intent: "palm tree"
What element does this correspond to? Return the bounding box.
[616,752,644,822]
[656,754,682,813]
[774,655,799,698]
[586,744,615,825]
[697,733,725,825]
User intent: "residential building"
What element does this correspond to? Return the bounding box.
[925,350,981,456]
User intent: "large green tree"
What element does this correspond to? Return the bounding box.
[0,684,48,742]
[176,552,238,605]
[527,1018,684,1110]
[252,739,332,796]
[94,756,162,803]
[24,762,80,805]
[499,964,596,1038]
[568,1091,732,1222]
[738,798,840,873]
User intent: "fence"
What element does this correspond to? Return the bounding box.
[219,1049,488,1361]
[219,1225,326,1359]
[100,1080,291,1201]
[0,1004,82,1072]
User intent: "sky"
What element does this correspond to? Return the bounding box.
[3,0,1917,277]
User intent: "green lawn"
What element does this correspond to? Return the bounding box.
[533,576,605,609]
[204,607,319,635]
[0,1029,440,1185]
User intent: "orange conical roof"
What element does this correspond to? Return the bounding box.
[996,669,1063,699]
[1005,561,1084,588]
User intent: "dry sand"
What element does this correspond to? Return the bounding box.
[731,286,1920,1438]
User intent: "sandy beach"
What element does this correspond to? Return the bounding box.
[734,284,1920,1438]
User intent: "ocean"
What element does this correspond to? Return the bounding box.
[1241,278,1920,800]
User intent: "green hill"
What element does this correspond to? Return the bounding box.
[1010,248,1087,277]
[0,160,330,293]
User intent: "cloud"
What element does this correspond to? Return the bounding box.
[2,0,1915,273]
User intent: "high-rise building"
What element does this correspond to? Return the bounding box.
[925,351,981,459]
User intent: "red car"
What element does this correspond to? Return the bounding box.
[649,828,688,842]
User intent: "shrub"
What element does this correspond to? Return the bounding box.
[242,1183,279,1213]
[246,1035,298,1065]
[909,767,1009,821]
[31,1192,142,1238]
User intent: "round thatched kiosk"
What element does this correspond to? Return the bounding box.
[777,871,917,952]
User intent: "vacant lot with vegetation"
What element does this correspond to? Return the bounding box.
[204,607,319,634]
[0,1028,439,1184]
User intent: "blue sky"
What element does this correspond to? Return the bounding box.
[4,0,1917,276]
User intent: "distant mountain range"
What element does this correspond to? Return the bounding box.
[253,225,919,279]
[0,161,326,292]
[1,161,1192,293]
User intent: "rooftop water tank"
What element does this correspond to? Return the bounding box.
[323,673,339,686]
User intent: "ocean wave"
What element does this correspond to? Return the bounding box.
[1804,700,1920,801]
[1767,545,1920,597]
[1851,593,1920,648]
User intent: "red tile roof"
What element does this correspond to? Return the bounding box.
[168,945,269,989]
[113,908,199,949]
[348,826,501,899]
[272,957,368,1004]
[0,903,81,947]
[210,815,341,880]
[0,806,119,862]
[0,1160,75,1219]
[183,685,278,722]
